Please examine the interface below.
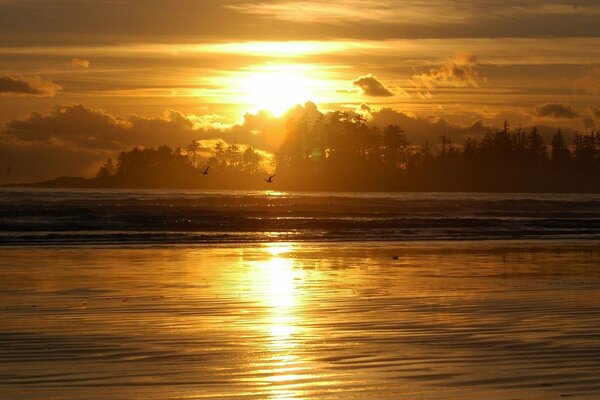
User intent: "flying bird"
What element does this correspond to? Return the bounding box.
[265,175,275,183]
[199,166,210,175]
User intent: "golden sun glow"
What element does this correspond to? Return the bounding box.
[242,70,314,117]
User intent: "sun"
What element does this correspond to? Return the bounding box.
[242,67,315,117]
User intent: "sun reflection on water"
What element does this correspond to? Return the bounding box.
[265,190,287,197]
[260,243,308,399]
[266,242,295,257]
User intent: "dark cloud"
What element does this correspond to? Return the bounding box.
[5,105,128,149]
[366,107,488,144]
[0,75,61,96]
[2,103,321,153]
[352,74,394,97]
[533,103,579,119]
[367,106,579,146]
[4,105,235,151]
[411,53,480,88]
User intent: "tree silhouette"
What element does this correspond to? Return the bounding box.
[91,113,599,192]
[96,158,115,178]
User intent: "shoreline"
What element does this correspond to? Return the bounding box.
[1,237,599,249]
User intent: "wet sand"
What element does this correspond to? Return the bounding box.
[1,240,600,399]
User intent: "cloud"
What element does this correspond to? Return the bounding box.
[5,105,129,149]
[227,1,600,29]
[365,106,580,146]
[582,117,595,130]
[1,0,600,48]
[0,75,61,96]
[68,58,90,68]
[589,105,600,119]
[533,103,579,119]
[574,65,600,94]
[355,103,372,117]
[411,53,481,88]
[352,74,394,97]
[226,1,414,25]
[0,103,311,183]
[3,105,236,152]
[366,107,489,144]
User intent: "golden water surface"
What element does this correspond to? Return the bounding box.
[1,241,600,399]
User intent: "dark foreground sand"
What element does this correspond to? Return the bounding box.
[1,240,599,399]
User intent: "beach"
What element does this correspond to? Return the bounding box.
[1,240,600,399]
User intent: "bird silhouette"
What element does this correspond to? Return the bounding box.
[265,175,275,183]
[198,166,210,175]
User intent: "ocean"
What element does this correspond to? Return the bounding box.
[1,188,599,244]
[1,189,599,399]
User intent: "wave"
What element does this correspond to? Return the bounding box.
[1,188,599,244]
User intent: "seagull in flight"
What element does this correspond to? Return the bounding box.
[199,166,210,175]
[264,175,275,183]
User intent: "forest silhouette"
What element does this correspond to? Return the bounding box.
[30,110,600,192]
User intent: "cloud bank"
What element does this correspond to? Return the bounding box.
[0,103,302,183]
[0,75,61,96]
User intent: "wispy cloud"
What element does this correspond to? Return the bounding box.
[227,1,471,25]
[411,53,481,89]
[68,58,90,68]
[227,1,600,33]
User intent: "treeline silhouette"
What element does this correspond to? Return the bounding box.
[39,110,599,192]
[275,112,599,191]
[92,144,268,188]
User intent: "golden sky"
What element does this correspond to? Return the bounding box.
[0,0,599,182]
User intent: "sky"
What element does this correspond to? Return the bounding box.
[0,0,599,183]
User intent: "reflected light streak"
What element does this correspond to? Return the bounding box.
[265,190,287,197]
[265,242,295,256]
[261,244,307,399]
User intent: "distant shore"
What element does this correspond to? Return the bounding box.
[0,173,600,194]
